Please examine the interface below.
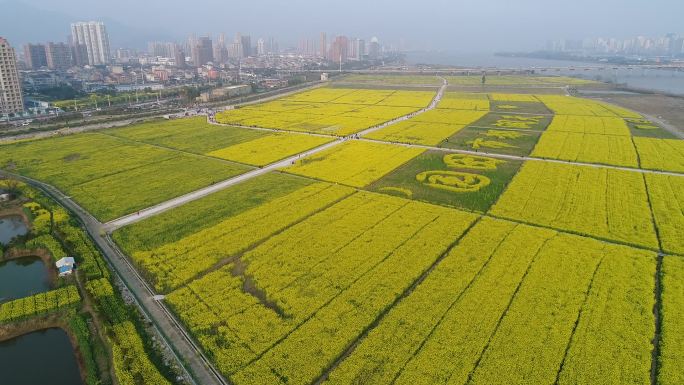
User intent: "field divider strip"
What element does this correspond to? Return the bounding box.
[651,252,665,385]
[463,234,557,385]
[269,200,411,296]
[96,131,260,169]
[553,255,606,385]
[387,225,518,385]
[312,215,484,385]
[150,184,355,293]
[238,212,449,377]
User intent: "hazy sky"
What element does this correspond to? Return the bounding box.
[5,0,683,51]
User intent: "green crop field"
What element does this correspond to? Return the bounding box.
[3,78,684,385]
[0,131,251,221]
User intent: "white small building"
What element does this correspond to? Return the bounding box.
[56,257,76,276]
[0,193,11,202]
[321,73,329,81]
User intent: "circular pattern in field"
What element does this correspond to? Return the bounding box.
[416,171,491,193]
[443,154,504,170]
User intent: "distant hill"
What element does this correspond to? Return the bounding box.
[0,1,173,49]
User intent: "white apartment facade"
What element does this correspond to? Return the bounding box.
[0,37,24,116]
[71,21,111,66]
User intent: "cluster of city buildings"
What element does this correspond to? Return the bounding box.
[1,21,392,120]
[545,33,684,57]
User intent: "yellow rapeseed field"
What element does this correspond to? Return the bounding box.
[489,161,658,249]
[286,141,425,187]
[634,137,684,173]
[207,133,332,166]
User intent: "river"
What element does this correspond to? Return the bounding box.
[0,328,83,385]
[405,52,684,95]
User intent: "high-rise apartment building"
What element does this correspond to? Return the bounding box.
[147,41,175,57]
[267,37,278,55]
[0,37,24,115]
[70,21,111,65]
[368,37,380,59]
[174,44,186,68]
[256,38,265,56]
[192,36,213,66]
[320,32,327,58]
[214,33,227,63]
[355,38,366,60]
[240,35,252,57]
[23,43,47,69]
[46,42,73,70]
[329,35,349,63]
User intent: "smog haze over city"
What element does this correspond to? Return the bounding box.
[2,0,683,51]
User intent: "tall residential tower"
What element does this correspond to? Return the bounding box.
[70,21,111,65]
[0,37,24,116]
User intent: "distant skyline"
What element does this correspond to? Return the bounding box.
[2,0,684,52]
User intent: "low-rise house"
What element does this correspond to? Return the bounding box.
[56,256,76,276]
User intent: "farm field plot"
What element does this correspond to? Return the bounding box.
[156,191,477,385]
[634,137,684,173]
[365,110,486,145]
[364,121,467,146]
[285,140,424,187]
[489,161,658,249]
[624,117,677,138]
[488,100,552,114]
[206,133,333,166]
[546,115,631,135]
[325,217,655,385]
[103,117,267,154]
[446,75,598,86]
[469,112,552,131]
[660,255,684,385]
[215,87,435,136]
[537,95,642,118]
[442,125,542,156]
[437,92,490,110]
[335,74,443,86]
[369,152,522,212]
[531,130,639,167]
[488,93,540,102]
[644,174,684,255]
[113,172,315,253]
[104,117,333,166]
[0,132,250,221]
[117,181,355,292]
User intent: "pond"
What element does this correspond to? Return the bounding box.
[0,215,28,245]
[0,256,51,302]
[0,328,84,385]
